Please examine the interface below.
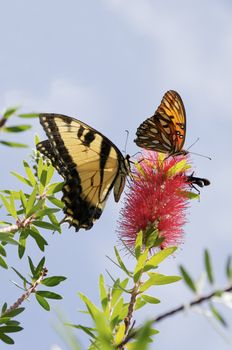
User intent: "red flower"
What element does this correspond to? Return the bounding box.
[117,152,192,251]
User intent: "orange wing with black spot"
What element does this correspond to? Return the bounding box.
[134,90,187,156]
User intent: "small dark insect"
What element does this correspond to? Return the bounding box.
[187,172,210,193]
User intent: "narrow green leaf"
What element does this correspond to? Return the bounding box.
[0,141,27,148]
[3,308,25,318]
[18,113,39,118]
[204,249,214,284]
[0,325,23,333]
[23,161,36,186]
[19,191,27,211]
[25,186,37,216]
[111,278,129,307]
[1,303,7,314]
[114,247,131,276]
[179,265,197,293]
[226,256,232,281]
[36,291,62,300]
[210,303,227,327]
[26,199,45,217]
[46,182,63,195]
[45,165,54,186]
[0,317,11,324]
[47,196,64,209]
[26,228,48,251]
[33,220,60,232]
[11,267,29,284]
[134,249,149,283]
[11,172,31,186]
[110,298,124,328]
[129,321,155,350]
[2,106,19,119]
[9,193,17,219]
[70,324,96,339]
[115,322,126,345]
[145,247,177,271]
[0,195,14,217]
[0,256,8,269]
[135,231,143,259]
[78,293,101,322]
[27,256,35,275]
[140,273,181,293]
[99,274,108,312]
[42,276,67,287]
[142,295,160,304]
[134,297,147,311]
[18,230,28,258]
[3,125,31,133]
[0,245,6,257]
[0,233,18,245]
[36,157,43,180]
[0,333,14,344]
[34,207,60,219]
[34,256,46,278]
[35,294,50,311]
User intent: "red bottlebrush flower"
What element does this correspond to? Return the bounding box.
[117,152,192,251]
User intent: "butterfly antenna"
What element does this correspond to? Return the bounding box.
[188,151,212,160]
[122,129,129,155]
[187,137,211,160]
[186,137,200,151]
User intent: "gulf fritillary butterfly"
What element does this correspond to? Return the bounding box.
[134,90,187,156]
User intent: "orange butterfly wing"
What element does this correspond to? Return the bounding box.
[134,90,187,156]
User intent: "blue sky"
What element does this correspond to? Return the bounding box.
[1,1,232,349]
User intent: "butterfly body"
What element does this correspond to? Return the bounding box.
[37,113,130,231]
[134,90,187,156]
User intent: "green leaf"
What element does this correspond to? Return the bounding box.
[26,227,48,251]
[25,186,37,216]
[0,256,8,269]
[78,293,101,321]
[226,256,232,281]
[9,193,17,219]
[145,247,177,271]
[115,322,126,345]
[34,207,60,219]
[111,278,129,307]
[35,294,50,311]
[45,165,54,186]
[135,231,143,259]
[0,245,6,257]
[2,106,19,119]
[179,265,197,293]
[204,249,214,284]
[129,321,156,350]
[210,303,227,327]
[34,256,46,278]
[18,230,28,258]
[134,297,147,311]
[0,332,14,344]
[99,274,108,312]
[114,247,131,276]
[140,273,181,293]
[2,125,32,133]
[27,257,35,276]
[70,324,96,339]
[11,267,29,284]
[46,182,63,195]
[0,141,27,148]
[0,194,15,217]
[33,220,60,232]
[0,325,23,333]
[47,196,64,209]
[42,276,67,287]
[1,303,7,314]
[134,249,149,283]
[3,307,24,318]
[11,171,31,186]
[18,113,39,118]
[142,295,160,304]
[23,161,37,186]
[36,291,62,300]
[0,233,18,245]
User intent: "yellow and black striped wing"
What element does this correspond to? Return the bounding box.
[37,113,130,231]
[134,90,187,156]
